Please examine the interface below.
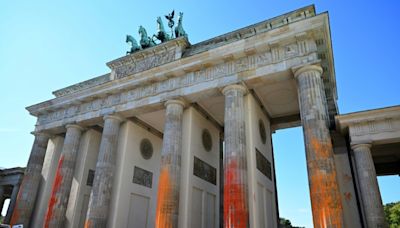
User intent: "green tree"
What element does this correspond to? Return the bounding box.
[384,201,400,228]
[279,217,305,228]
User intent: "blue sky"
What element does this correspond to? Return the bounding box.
[1,0,399,227]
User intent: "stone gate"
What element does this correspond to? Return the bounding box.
[7,5,399,228]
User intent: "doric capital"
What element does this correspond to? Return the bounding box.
[351,142,372,151]
[103,114,124,123]
[164,99,186,108]
[65,124,84,132]
[293,65,323,79]
[31,131,51,138]
[221,84,247,96]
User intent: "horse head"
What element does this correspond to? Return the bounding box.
[178,12,184,23]
[126,35,133,43]
[156,17,164,31]
[139,26,147,37]
[157,16,162,24]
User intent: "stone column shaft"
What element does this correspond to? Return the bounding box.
[4,184,21,224]
[0,185,4,210]
[222,85,249,228]
[9,133,49,227]
[44,124,83,228]
[352,143,387,228]
[295,65,344,227]
[155,100,185,228]
[85,115,122,228]
[0,186,5,212]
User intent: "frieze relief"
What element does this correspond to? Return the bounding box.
[37,39,316,126]
[349,118,400,137]
[114,49,176,79]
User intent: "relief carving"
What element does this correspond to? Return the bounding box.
[114,50,176,79]
[38,40,315,126]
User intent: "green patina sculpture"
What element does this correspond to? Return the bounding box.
[125,10,188,54]
[175,12,188,38]
[139,25,156,49]
[165,10,175,37]
[153,16,171,43]
[126,35,141,55]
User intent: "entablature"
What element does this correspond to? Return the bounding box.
[336,106,400,145]
[26,8,336,133]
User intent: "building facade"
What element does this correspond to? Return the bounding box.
[6,5,399,228]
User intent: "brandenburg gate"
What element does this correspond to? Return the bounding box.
[7,5,398,228]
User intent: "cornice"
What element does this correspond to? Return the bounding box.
[335,105,400,133]
[27,14,328,118]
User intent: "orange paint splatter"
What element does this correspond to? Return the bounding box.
[308,134,343,228]
[155,168,173,228]
[44,155,64,228]
[224,160,248,228]
[84,219,91,228]
[9,178,25,226]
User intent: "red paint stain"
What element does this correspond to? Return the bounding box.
[155,168,173,228]
[344,192,352,201]
[44,155,64,228]
[224,160,248,228]
[308,134,343,228]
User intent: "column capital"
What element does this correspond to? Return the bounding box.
[164,99,186,108]
[351,143,372,151]
[293,65,323,79]
[221,84,247,95]
[31,131,51,138]
[65,124,84,132]
[103,114,124,122]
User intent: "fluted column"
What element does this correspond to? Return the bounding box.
[9,132,49,227]
[85,114,123,228]
[0,186,5,212]
[222,84,249,228]
[44,124,83,228]
[294,65,344,227]
[351,143,387,228]
[4,183,21,224]
[155,100,185,228]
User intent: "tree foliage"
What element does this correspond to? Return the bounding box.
[384,201,400,228]
[279,217,305,228]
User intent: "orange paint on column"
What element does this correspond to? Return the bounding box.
[224,160,248,228]
[155,168,172,228]
[84,219,91,228]
[9,178,26,226]
[308,136,343,228]
[44,155,64,228]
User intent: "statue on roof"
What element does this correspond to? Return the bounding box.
[139,25,156,49]
[175,12,188,38]
[165,10,175,34]
[125,10,188,54]
[153,16,171,43]
[126,35,141,55]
